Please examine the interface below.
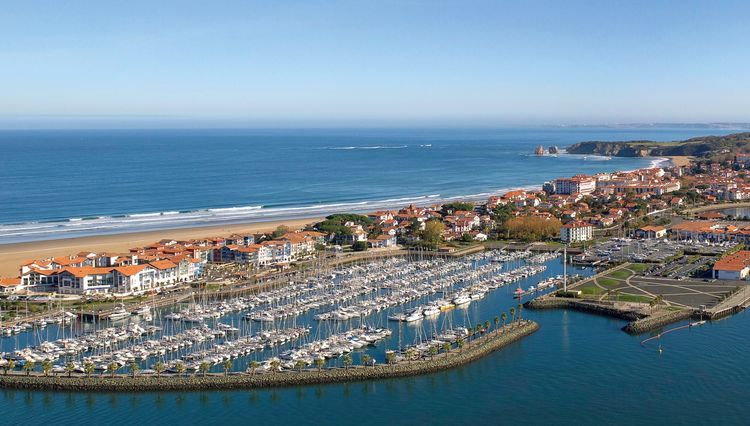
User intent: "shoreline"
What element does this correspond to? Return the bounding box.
[0,320,539,392]
[0,155,672,277]
[0,217,322,277]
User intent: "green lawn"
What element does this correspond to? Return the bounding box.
[628,263,650,273]
[608,269,633,280]
[617,294,653,303]
[598,278,620,287]
[580,286,604,295]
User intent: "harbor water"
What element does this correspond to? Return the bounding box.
[2,255,749,425]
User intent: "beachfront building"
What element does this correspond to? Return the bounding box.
[57,267,116,294]
[554,175,596,195]
[560,221,594,243]
[0,277,24,294]
[713,251,750,280]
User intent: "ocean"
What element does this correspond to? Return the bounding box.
[0,127,731,243]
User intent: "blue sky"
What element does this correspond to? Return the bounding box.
[1,0,749,127]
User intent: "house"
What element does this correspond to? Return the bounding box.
[713,251,750,280]
[635,225,667,239]
[368,234,398,248]
[560,221,594,243]
[0,277,23,294]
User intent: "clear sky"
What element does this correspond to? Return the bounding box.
[1,0,749,128]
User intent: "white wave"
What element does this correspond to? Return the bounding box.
[323,145,408,150]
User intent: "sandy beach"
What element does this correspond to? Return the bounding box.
[0,217,321,277]
[666,156,693,168]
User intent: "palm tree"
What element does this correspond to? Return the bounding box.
[249,360,260,375]
[41,360,53,377]
[64,362,75,378]
[509,307,516,325]
[270,359,281,372]
[385,351,396,366]
[6,359,15,375]
[484,320,491,334]
[314,358,325,372]
[23,361,35,376]
[199,361,210,377]
[174,361,186,378]
[501,312,507,329]
[107,362,119,378]
[342,354,352,370]
[406,348,417,364]
[517,304,523,322]
[361,354,371,367]
[129,361,140,378]
[294,360,306,372]
[457,338,465,352]
[222,359,232,376]
[153,361,166,378]
[442,342,451,357]
[84,361,95,378]
[476,323,483,336]
[494,316,500,334]
[428,346,438,360]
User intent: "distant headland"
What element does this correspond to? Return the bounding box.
[566,132,750,159]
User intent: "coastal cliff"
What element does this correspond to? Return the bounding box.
[566,132,750,158]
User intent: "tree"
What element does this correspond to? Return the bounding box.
[270,359,281,372]
[222,359,233,376]
[421,219,445,248]
[428,346,438,360]
[406,348,417,364]
[510,307,516,325]
[457,338,465,352]
[314,358,325,372]
[494,316,500,334]
[484,320,491,333]
[441,202,474,216]
[174,361,186,378]
[129,361,140,378]
[352,241,368,252]
[342,353,353,370]
[385,351,396,366]
[5,359,15,375]
[249,361,260,375]
[461,233,474,243]
[84,361,95,378]
[501,312,507,328]
[361,354,371,367]
[272,225,289,239]
[64,362,75,378]
[505,216,563,242]
[199,361,210,377]
[41,360,53,377]
[23,361,35,376]
[294,360,306,372]
[107,362,119,378]
[517,304,523,321]
[154,361,166,378]
[442,342,451,357]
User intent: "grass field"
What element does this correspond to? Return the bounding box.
[608,269,633,280]
[628,263,650,273]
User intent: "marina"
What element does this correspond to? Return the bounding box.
[0,250,587,376]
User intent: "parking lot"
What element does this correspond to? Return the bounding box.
[575,238,737,265]
[576,263,748,309]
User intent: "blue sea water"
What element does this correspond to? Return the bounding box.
[1,258,749,425]
[0,127,732,243]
